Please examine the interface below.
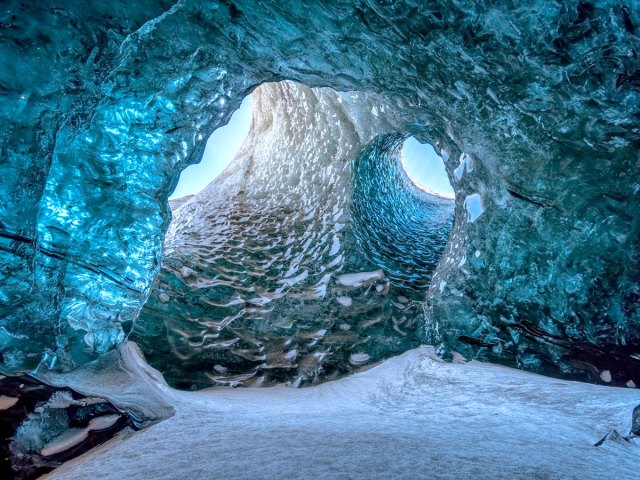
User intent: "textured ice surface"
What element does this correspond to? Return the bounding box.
[351,133,454,290]
[46,346,640,480]
[132,82,452,388]
[1,1,639,387]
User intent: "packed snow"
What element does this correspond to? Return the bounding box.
[43,343,639,480]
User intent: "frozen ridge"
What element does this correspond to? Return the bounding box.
[46,344,639,480]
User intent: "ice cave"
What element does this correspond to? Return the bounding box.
[0,1,639,479]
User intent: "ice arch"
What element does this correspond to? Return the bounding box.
[133,82,450,389]
[1,1,639,388]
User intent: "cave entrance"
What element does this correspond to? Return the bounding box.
[400,137,454,199]
[133,81,456,390]
[169,95,253,201]
[350,132,455,292]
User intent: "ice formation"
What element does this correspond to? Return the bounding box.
[1,1,639,392]
[133,82,452,388]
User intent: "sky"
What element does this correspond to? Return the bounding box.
[169,95,253,199]
[170,95,454,200]
[401,137,454,198]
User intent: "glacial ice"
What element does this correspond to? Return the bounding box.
[463,193,484,223]
[0,395,18,410]
[40,414,121,458]
[0,0,639,391]
[133,82,448,388]
[336,271,386,287]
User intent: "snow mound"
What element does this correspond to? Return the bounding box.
[45,345,639,480]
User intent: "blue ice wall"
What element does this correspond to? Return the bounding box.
[1,1,639,386]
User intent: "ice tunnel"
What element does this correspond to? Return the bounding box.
[1,0,640,395]
[132,82,454,389]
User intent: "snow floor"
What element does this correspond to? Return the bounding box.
[45,346,639,480]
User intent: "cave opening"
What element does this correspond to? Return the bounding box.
[0,0,635,394]
[400,137,454,200]
[132,81,456,390]
[170,94,253,201]
[2,3,640,477]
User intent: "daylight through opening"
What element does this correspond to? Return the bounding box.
[132,81,455,390]
[401,137,454,199]
[170,95,253,200]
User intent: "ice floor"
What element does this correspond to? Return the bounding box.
[45,346,639,480]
